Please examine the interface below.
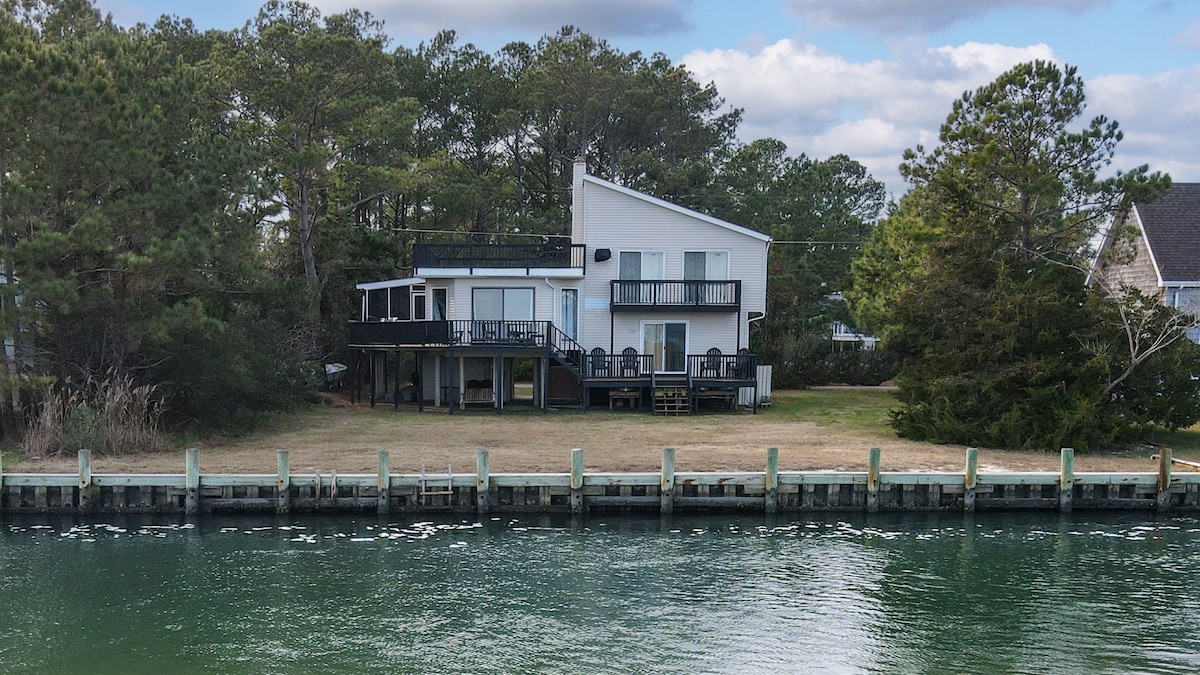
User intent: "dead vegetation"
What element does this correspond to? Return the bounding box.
[6,389,1164,475]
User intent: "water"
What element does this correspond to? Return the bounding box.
[2,512,1200,674]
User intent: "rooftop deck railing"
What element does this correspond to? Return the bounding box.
[414,243,586,272]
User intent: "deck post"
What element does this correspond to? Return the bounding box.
[476,449,490,514]
[0,450,4,495]
[765,447,779,513]
[1157,448,1172,512]
[570,448,584,514]
[866,447,881,512]
[78,449,92,512]
[276,450,291,513]
[660,447,676,514]
[964,448,978,512]
[185,448,200,515]
[376,449,391,511]
[1060,448,1075,513]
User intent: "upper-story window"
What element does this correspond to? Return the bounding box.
[1168,287,1200,343]
[618,251,664,303]
[366,284,425,321]
[684,251,729,281]
[684,251,731,303]
[473,288,534,321]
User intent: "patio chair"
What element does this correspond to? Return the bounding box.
[620,347,640,378]
[700,347,723,378]
[590,347,610,378]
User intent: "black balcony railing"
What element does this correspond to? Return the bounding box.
[414,243,585,272]
[610,280,741,311]
[687,352,757,381]
[347,320,554,349]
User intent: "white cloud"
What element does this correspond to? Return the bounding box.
[1089,66,1200,183]
[785,0,1108,34]
[1171,19,1200,51]
[310,0,694,42]
[683,39,1058,195]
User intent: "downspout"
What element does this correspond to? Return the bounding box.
[746,240,771,346]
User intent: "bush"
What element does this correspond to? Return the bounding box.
[22,374,164,457]
[822,350,900,386]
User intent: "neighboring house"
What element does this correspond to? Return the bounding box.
[346,158,772,413]
[1092,183,1200,343]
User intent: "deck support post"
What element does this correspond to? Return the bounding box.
[78,449,92,512]
[185,448,200,515]
[570,448,584,514]
[866,447,881,512]
[476,449,490,514]
[1060,448,1075,513]
[377,450,390,515]
[1157,448,1172,512]
[765,447,779,514]
[276,450,291,513]
[660,447,675,514]
[964,448,978,512]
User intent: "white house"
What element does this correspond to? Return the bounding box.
[347,158,772,413]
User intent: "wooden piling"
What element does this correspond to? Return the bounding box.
[661,448,676,514]
[1157,448,1172,511]
[377,450,391,514]
[866,447,881,512]
[476,449,490,514]
[765,447,779,513]
[1060,448,1074,513]
[78,449,92,513]
[276,450,291,514]
[964,448,978,512]
[570,448,584,514]
[185,448,200,514]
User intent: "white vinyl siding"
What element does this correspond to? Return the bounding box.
[576,179,768,352]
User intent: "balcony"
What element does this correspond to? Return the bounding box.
[413,243,586,273]
[610,280,741,312]
[347,320,554,349]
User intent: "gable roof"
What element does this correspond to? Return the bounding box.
[582,175,772,243]
[1137,183,1200,284]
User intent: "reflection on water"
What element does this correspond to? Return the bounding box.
[2,512,1200,673]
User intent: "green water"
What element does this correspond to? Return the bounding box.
[2,512,1199,673]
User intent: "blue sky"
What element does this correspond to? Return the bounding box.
[95,0,1200,197]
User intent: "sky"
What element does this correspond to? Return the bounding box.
[93,0,1200,198]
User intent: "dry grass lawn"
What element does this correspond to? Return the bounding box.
[7,388,1186,476]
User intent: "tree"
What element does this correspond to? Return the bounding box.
[849,60,1196,450]
[707,140,886,387]
[221,1,396,353]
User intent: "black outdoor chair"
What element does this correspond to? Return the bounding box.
[700,347,723,378]
[590,347,610,378]
[620,347,640,377]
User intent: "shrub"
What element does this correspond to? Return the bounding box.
[22,374,164,457]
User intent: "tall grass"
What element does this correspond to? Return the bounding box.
[22,374,164,457]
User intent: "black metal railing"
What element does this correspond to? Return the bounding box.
[610,280,740,311]
[451,320,548,347]
[414,243,585,272]
[346,320,452,346]
[586,353,656,379]
[687,352,757,381]
[348,320,558,349]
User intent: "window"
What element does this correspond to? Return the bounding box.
[684,251,730,303]
[561,288,579,341]
[1170,288,1200,343]
[619,251,664,303]
[431,288,447,321]
[643,322,687,373]
[472,288,534,320]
